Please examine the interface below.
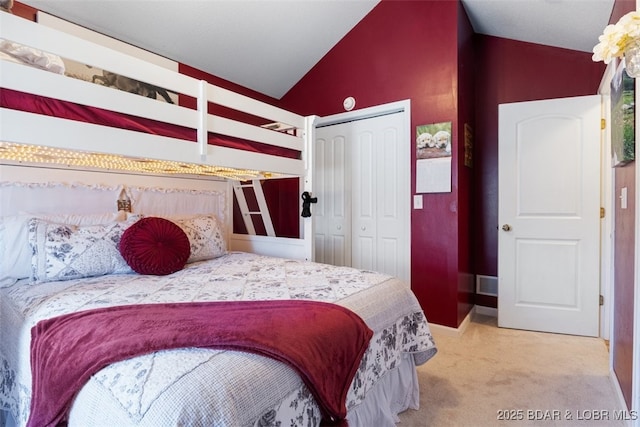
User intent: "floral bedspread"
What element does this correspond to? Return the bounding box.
[0,252,436,427]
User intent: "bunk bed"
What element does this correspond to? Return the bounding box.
[0,11,437,427]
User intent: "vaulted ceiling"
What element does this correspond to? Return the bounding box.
[21,0,615,99]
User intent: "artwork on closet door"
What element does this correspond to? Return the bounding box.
[416,121,452,193]
[611,59,635,167]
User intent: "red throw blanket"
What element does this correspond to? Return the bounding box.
[28,300,373,427]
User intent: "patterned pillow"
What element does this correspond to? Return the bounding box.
[173,215,227,263]
[29,217,136,283]
[119,217,191,276]
[0,212,127,287]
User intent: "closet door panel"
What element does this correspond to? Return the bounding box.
[352,130,376,271]
[314,133,350,266]
[377,126,402,278]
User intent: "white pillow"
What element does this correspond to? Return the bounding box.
[172,215,227,263]
[0,39,66,74]
[0,216,33,287]
[0,212,127,287]
[29,217,136,284]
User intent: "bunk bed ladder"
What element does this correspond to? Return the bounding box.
[233,180,275,236]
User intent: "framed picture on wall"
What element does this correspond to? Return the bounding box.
[611,59,635,167]
[415,121,452,193]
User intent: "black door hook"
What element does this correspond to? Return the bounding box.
[301,191,318,217]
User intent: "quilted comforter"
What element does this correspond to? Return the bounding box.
[0,252,437,426]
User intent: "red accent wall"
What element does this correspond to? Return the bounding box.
[278,0,469,327]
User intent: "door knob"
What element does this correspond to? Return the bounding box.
[502,224,512,232]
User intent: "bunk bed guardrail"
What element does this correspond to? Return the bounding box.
[0,12,315,179]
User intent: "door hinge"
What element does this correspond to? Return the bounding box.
[600,207,605,218]
[599,295,604,306]
[601,118,606,129]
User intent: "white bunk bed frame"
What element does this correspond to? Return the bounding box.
[0,12,316,261]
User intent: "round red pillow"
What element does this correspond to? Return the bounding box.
[119,217,191,276]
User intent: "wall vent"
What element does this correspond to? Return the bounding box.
[476,275,498,297]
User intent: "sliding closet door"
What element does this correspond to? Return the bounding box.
[315,109,409,282]
[314,129,351,267]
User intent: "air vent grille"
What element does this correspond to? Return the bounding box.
[476,275,498,297]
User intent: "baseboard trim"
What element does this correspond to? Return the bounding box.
[428,308,473,337]
[609,368,634,426]
[429,305,499,337]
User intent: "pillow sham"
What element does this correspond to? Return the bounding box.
[0,211,127,287]
[28,216,137,284]
[172,215,227,263]
[119,217,190,276]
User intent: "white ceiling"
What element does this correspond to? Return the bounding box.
[462,0,614,53]
[20,0,615,100]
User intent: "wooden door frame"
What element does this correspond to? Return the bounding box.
[314,99,411,283]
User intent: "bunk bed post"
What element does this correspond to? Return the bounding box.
[302,115,318,261]
[198,80,208,160]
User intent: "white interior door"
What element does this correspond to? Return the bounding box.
[315,106,410,282]
[498,95,601,337]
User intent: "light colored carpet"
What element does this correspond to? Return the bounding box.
[397,314,627,426]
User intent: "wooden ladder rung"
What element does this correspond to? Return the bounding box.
[233,179,275,237]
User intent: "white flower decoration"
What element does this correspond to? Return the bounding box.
[593,11,640,64]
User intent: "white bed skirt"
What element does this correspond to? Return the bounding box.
[1,408,16,427]
[347,353,421,426]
